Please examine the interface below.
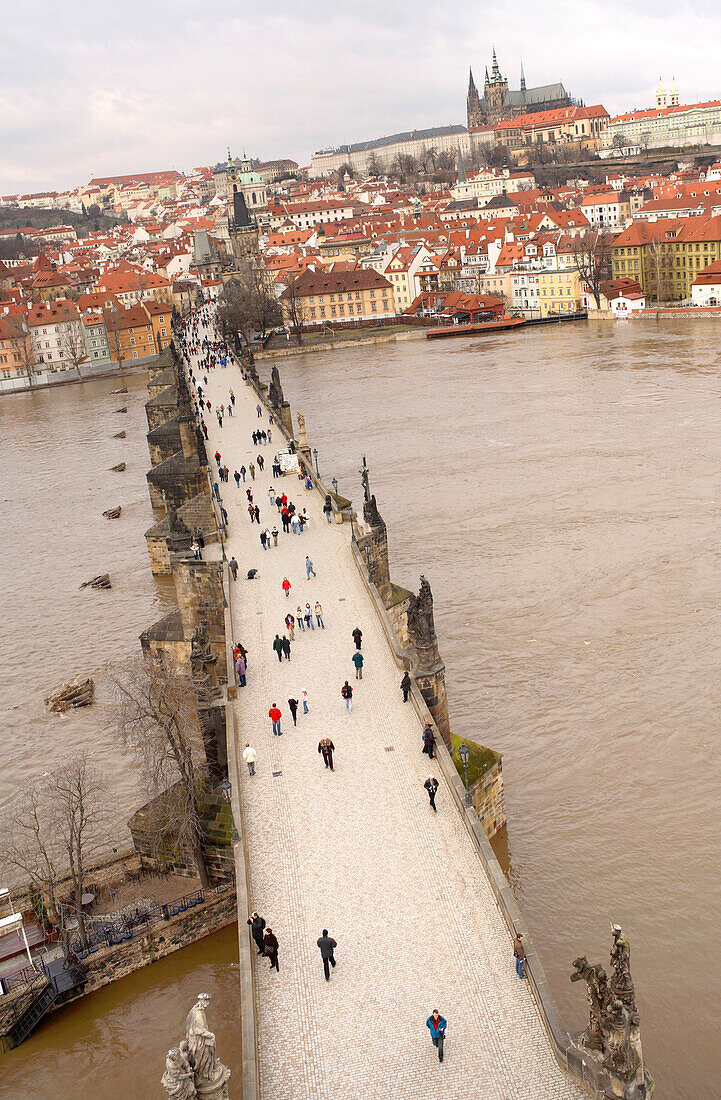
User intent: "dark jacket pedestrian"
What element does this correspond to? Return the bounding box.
[263,928,279,971]
[254,504,260,523]
[281,635,291,660]
[288,697,298,724]
[352,650,364,679]
[234,470,241,487]
[513,933,526,979]
[341,681,353,712]
[247,912,266,954]
[318,738,335,770]
[317,930,337,980]
[352,627,363,650]
[422,724,436,758]
[401,671,412,702]
[229,556,238,580]
[426,1011,447,1062]
[273,634,284,662]
[424,776,439,812]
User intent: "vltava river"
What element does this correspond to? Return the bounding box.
[274,318,721,1100]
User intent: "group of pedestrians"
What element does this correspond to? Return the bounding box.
[247,911,338,981]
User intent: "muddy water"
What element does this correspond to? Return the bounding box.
[275,319,721,1100]
[0,377,238,1097]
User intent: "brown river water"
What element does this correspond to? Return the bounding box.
[0,321,718,1097]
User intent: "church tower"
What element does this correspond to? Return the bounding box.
[655,78,667,109]
[484,48,509,123]
[669,78,679,106]
[467,67,484,129]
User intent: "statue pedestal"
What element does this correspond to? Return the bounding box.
[195,1067,231,1100]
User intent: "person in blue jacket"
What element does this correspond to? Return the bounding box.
[426,1009,447,1063]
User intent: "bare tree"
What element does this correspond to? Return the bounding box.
[639,131,651,157]
[217,262,280,352]
[612,132,628,152]
[572,230,613,308]
[366,152,382,178]
[60,319,88,378]
[0,754,108,949]
[646,237,675,307]
[110,657,212,888]
[4,314,35,388]
[281,276,305,344]
[104,303,126,375]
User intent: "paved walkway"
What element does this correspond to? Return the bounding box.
[188,323,585,1100]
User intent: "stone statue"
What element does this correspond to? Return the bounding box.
[407,575,437,651]
[360,455,370,502]
[296,410,308,447]
[571,956,609,1052]
[609,923,639,1025]
[191,619,212,660]
[162,1042,197,1100]
[168,507,191,538]
[268,364,284,408]
[601,997,641,1082]
[185,994,230,1100]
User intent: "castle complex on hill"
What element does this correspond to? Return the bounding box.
[467,49,573,129]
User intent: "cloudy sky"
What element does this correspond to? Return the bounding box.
[2,0,721,194]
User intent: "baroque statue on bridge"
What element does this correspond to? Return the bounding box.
[162,994,230,1100]
[407,575,437,651]
[268,364,285,408]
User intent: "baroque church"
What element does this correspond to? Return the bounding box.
[467,49,573,129]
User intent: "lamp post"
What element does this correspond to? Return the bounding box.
[331,477,338,500]
[220,778,240,843]
[459,742,472,808]
[313,448,320,477]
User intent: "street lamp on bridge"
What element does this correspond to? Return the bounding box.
[459,742,472,808]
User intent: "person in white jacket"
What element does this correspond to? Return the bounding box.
[242,743,257,776]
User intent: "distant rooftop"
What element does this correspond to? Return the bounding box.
[314,125,468,157]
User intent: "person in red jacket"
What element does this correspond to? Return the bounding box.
[269,703,282,736]
[282,576,291,598]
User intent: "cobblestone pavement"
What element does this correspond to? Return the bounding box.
[189,325,585,1100]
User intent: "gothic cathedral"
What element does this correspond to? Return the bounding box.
[467,49,573,129]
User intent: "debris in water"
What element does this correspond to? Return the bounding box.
[110,387,128,394]
[45,677,95,712]
[114,407,127,413]
[113,431,126,439]
[80,573,111,590]
[110,462,126,472]
[103,507,122,519]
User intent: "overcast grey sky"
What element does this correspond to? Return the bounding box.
[2,0,720,193]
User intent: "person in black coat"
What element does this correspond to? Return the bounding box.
[288,696,298,724]
[401,671,412,702]
[317,929,337,980]
[422,723,435,759]
[281,635,291,661]
[247,912,266,955]
[352,626,362,650]
[263,928,279,971]
[424,776,439,812]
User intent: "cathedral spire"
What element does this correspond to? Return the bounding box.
[491,47,501,83]
[468,66,477,95]
[520,60,526,93]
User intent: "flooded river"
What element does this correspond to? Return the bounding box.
[1,321,719,1097]
[275,318,721,1100]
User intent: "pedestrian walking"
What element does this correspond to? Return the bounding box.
[304,603,313,630]
[248,504,256,523]
[247,912,266,954]
[352,626,362,650]
[229,556,238,580]
[240,465,246,482]
[263,928,279,971]
[271,526,279,546]
[291,513,301,535]
[269,703,282,736]
[250,462,256,480]
[401,671,412,702]
[234,470,241,487]
[317,930,337,981]
[243,743,256,775]
[422,723,436,759]
[235,655,247,686]
[323,495,333,523]
[268,486,276,506]
[424,776,439,812]
[314,601,324,628]
[256,404,262,418]
[318,737,335,770]
[264,527,272,549]
[302,689,309,714]
[341,681,353,713]
[513,933,526,979]
[285,612,295,640]
[257,455,265,472]
[281,635,291,661]
[426,1010,447,1063]
[288,697,298,725]
[282,576,291,599]
[305,556,316,579]
[272,634,284,663]
[191,540,201,560]
[261,530,268,551]
[246,487,254,504]
[254,504,260,523]
[352,650,364,679]
[296,604,305,631]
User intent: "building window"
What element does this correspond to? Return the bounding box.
[320,307,326,317]
[133,351,138,358]
[371,302,377,311]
